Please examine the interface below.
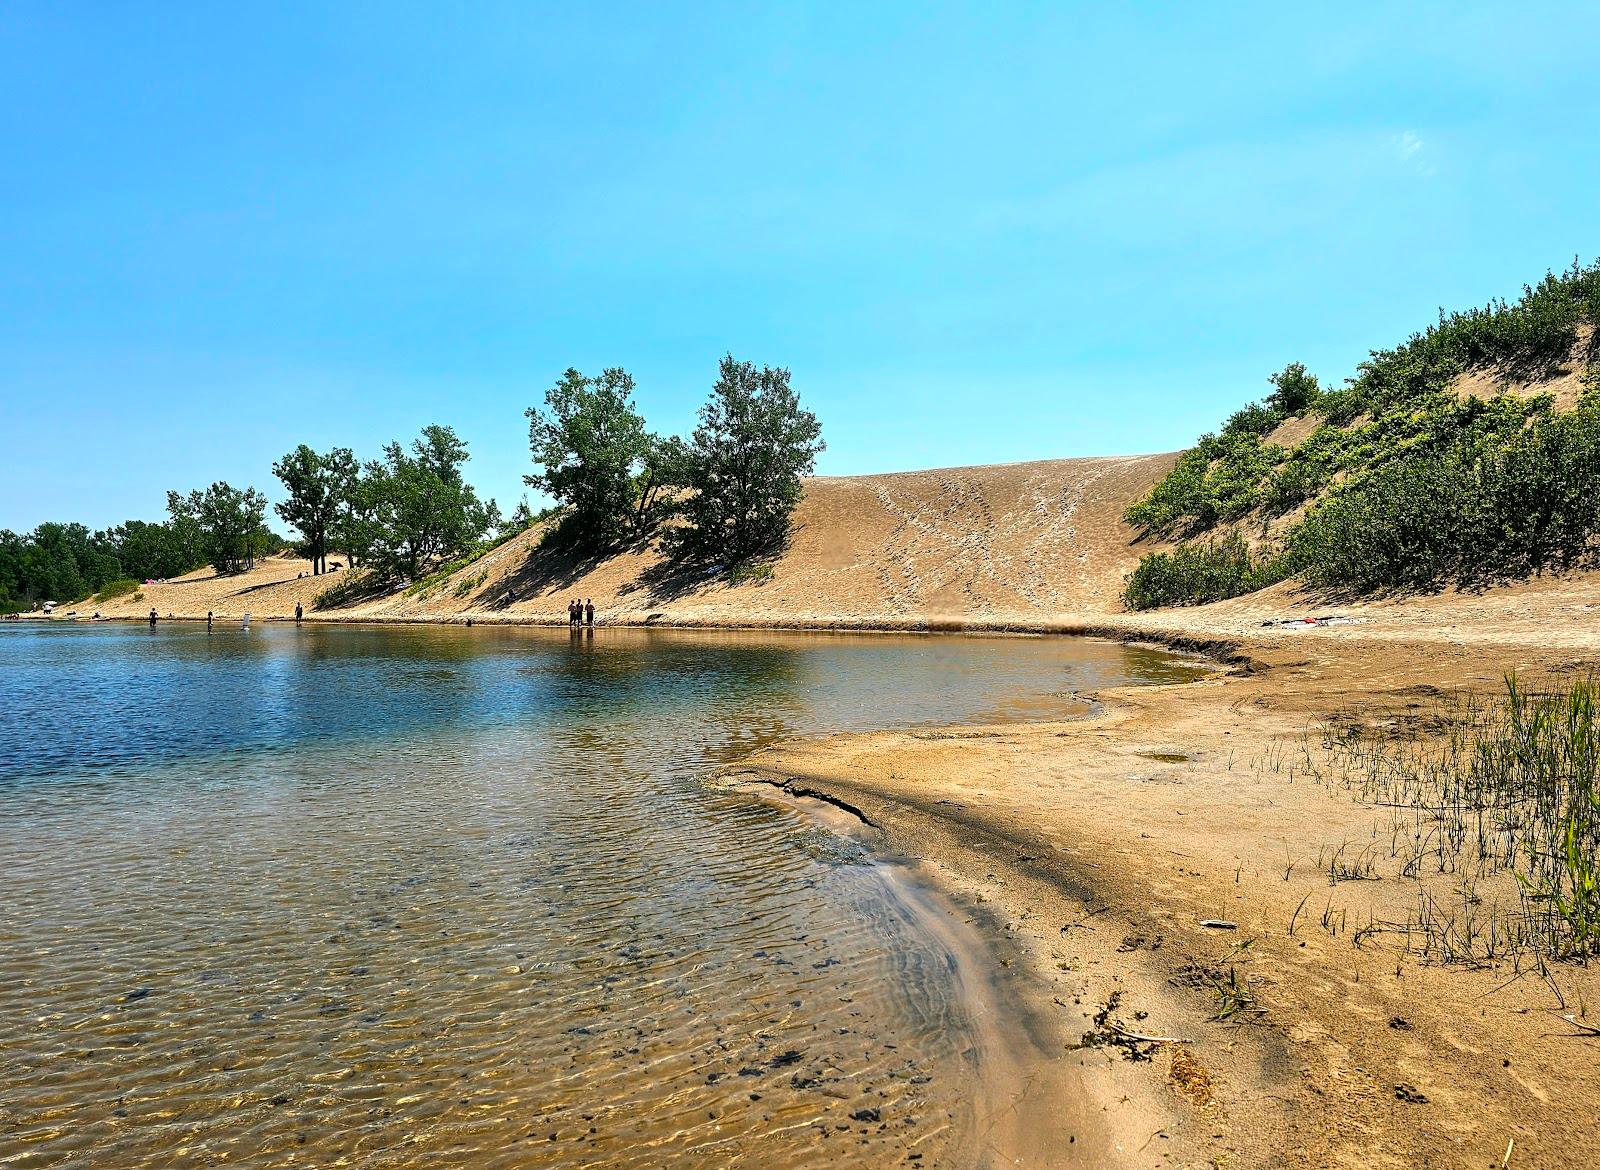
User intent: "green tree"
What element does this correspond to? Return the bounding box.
[525,367,654,548]
[106,519,202,582]
[677,355,824,564]
[167,482,270,574]
[634,434,692,532]
[332,461,384,571]
[0,516,213,610]
[1266,362,1322,415]
[505,496,537,536]
[272,444,356,574]
[360,426,491,580]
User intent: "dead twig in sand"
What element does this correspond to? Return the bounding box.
[1556,1012,1600,1038]
[1105,1022,1190,1045]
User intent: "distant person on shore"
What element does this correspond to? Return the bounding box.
[585,599,595,627]
[207,611,214,632]
[568,598,580,627]
[295,602,303,624]
[148,608,157,627]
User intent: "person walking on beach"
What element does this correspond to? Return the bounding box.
[585,598,595,627]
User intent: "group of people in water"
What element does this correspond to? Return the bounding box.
[568,598,596,627]
[148,605,267,630]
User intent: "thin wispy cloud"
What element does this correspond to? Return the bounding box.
[1393,130,1437,175]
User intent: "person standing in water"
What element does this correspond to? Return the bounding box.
[148,608,157,627]
[207,611,214,632]
[295,602,303,624]
[585,598,595,627]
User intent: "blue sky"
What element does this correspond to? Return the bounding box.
[2,2,1597,531]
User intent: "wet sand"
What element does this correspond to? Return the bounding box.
[739,632,1600,1169]
[733,785,1118,1170]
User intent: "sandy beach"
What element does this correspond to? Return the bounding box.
[51,453,1600,1167]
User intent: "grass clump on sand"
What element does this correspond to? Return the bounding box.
[313,570,387,611]
[1314,674,1600,964]
[92,578,140,603]
[1121,259,1600,609]
[404,553,481,598]
[727,561,775,586]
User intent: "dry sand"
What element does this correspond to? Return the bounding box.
[54,452,1600,1167]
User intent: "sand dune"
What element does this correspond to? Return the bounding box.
[74,447,1600,658]
[77,454,1180,626]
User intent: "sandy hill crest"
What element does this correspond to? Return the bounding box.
[77,454,1177,628]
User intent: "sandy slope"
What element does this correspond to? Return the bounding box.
[72,454,1179,626]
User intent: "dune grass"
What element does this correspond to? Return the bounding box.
[1311,674,1600,965]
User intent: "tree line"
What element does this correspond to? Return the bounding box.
[0,484,287,612]
[2,353,822,612]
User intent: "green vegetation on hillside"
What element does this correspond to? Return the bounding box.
[1123,260,1600,609]
[526,353,823,567]
[0,504,276,613]
[10,352,818,613]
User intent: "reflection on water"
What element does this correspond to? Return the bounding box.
[0,625,1201,1168]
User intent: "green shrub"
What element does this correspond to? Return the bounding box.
[1266,362,1322,415]
[93,578,140,602]
[1121,533,1287,610]
[1222,401,1282,437]
[727,561,774,586]
[1126,260,1600,544]
[404,552,486,597]
[1289,389,1600,594]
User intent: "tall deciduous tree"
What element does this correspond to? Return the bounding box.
[359,426,491,580]
[273,444,356,574]
[526,367,655,549]
[678,356,823,564]
[167,482,271,574]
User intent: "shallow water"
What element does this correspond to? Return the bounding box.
[0,623,1200,1168]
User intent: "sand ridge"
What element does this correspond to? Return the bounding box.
[66,453,1178,627]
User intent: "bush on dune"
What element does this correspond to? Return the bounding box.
[1121,533,1287,610]
[92,578,140,602]
[1120,260,1600,609]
